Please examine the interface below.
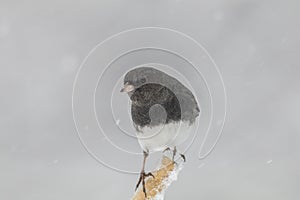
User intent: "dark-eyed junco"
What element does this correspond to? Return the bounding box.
[121,66,199,196]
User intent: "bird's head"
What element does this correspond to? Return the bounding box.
[120,67,163,95]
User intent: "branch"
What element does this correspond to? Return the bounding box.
[132,156,184,200]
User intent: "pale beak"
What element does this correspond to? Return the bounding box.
[120,82,135,93]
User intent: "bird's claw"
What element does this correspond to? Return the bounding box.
[180,154,186,162]
[135,171,155,197]
[145,172,154,178]
[163,147,171,153]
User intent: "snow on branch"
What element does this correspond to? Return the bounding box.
[132,156,184,200]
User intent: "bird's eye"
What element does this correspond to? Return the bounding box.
[140,77,146,83]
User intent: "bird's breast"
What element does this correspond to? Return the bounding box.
[135,120,197,152]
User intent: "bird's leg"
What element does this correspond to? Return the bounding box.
[172,146,177,161]
[135,151,154,197]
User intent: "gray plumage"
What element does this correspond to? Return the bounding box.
[124,67,200,130]
[130,83,181,129]
[122,66,199,195]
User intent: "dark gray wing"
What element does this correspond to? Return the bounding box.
[161,75,200,123]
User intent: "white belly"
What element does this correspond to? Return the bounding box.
[136,121,196,152]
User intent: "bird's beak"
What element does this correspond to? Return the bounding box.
[120,82,135,93]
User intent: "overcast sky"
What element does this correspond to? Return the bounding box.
[1,0,300,199]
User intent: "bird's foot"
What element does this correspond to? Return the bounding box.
[135,171,155,197]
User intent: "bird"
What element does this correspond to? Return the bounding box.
[120,66,200,197]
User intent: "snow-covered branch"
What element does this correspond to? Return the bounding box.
[132,156,183,200]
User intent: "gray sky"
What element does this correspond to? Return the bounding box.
[1,0,300,199]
